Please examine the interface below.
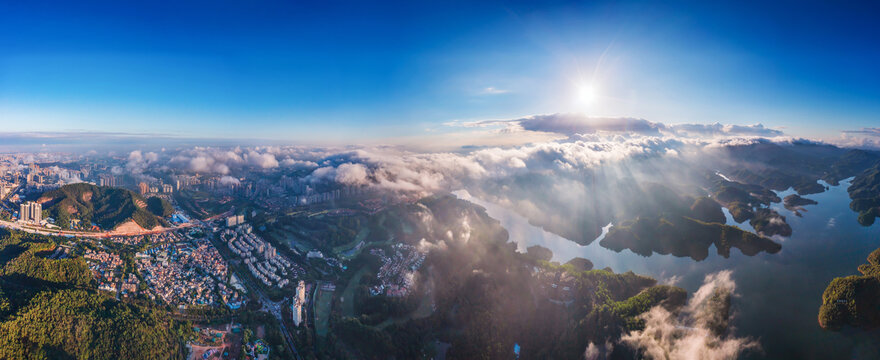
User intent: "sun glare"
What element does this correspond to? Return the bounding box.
[575,82,597,107]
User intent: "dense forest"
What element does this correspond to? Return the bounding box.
[848,162,880,226]
[0,289,187,360]
[38,183,171,230]
[819,247,880,330]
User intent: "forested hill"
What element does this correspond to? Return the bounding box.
[0,228,189,359]
[37,183,172,231]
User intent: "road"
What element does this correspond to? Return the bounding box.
[0,184,197,238]
[0,218,196,238]
[233,266,301,360]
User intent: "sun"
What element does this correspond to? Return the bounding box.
[575,82,597,107]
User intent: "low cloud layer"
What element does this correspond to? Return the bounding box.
[670,122,783,137]
[446,114,785,139]
[620,271,760,360]
[103,117,824,199]
[842,127,880,137]
[833,128,880,149]
[517,115,665,135]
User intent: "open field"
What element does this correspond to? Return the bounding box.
[313,284,335,337]
[340,265,370,317]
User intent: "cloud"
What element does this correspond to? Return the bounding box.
[335,163,369,184]
[670,123,784,137]
[88,119,841,209]
[518,114,665,135]
[620,271,760,360]
[281,158,319,168]
[245,150,279,169]
[124,150,161,180]
[826,217,837,228]
[842,127,880,137]
[832,128,880,149]
[480,86,509,95]
[219,175,240,186]
[449,114,666,136]
[445,115,787,140]
[584,341,613,360]
[163,147,291,174]
[307,162,370,185]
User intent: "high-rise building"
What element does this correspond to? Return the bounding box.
[99,175,117,187]
[138,182,149,195]
[292,281,307,326]
[19,201,42,224]
[226,214,245,227]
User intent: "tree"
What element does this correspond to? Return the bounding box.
[146,197,174,217]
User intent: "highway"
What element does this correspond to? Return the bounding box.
[232,266,301,360]
[0,218,196,238]
[203,223,301,359]
[0,185,195,238]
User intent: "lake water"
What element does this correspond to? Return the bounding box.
[454,179,880,360]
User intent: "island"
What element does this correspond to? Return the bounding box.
[818,248,880,330]
[601,214,781,260]
[598,188,782,260]
[749,208,792,238]
[783,194,818,216]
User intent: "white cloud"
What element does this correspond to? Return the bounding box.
[219,175,240,186]
[444,114,787,141]
[670,122,783,137]
[621,271,760,360]
[480,86,509,95]
[842,127,880,137]
[245,150,279,169]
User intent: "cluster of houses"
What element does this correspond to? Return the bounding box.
[83,249,124,293]
[221,225,294,288]
[108,231,186,246]
[107,235,145,246]
[368,243,426,297]
[136,239,243,308]
[120,273,139,295]
[535,269,576,306]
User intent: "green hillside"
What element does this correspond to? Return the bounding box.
[819,248,880,330]
[38,183,171,231]
[0,228,189,359]
[849,161,880,226]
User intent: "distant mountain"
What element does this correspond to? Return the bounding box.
[37,183,171,231]
[848,162,880,226]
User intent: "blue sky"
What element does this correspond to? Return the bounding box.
[1,0,878,145]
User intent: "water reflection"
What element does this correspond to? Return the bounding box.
[454,178,880,359]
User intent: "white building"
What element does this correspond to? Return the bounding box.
[292,281,307,326]
[226,214,245,227]
[19,201,41,224]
